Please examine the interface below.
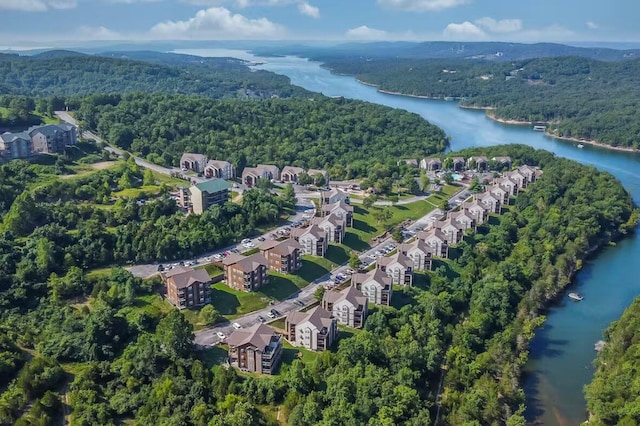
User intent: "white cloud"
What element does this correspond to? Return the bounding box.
[298,2,319,18]
[76,26,123,40]
[586,21,598,30]
[346,25,389,40]
[182,0,319,17]
[0,0,76,11]
[149,7,285,40]
[108,0,163,3]
[378,0,470,12]
[475,17,522,33]
[443,21,486,40]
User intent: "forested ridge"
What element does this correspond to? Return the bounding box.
[317,56,640,149]
[0,144,636,425]
[585,297,640,425]
[76,92,448,178]
[0,52,307,99]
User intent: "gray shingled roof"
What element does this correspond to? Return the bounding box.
[352,268,392,287]
[377,251,413,268]
[164,267,211,289]
[323,285,367,308]
[287,306,334,331]
[227,323,278,349]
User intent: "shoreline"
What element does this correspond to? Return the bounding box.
[351,75,640,155]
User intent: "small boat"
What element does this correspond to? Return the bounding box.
[569,292,584,301]
[577,143,584,149]
[533,125,547,131]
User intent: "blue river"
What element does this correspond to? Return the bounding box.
[178,48,640,425]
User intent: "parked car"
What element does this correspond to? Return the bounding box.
[241,238,251,244]
[257,236,266,242]
[257,316,266,323]
[267,312,276,319]
[295,300,305,307]
[216,332,226,339]
[157,264,164,272]
[270,309,280,317]
[232,322,242,330]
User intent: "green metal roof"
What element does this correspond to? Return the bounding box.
[194,178,231,193]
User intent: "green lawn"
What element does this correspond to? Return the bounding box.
[344,201,438,252]
[151,171,189,188]
[210,283,270,319]
[281,340,320,365]
[195,263,223,277]
[112,185,163,199]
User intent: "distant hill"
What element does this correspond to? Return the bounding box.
[31,50,88,60]
[252,41,640,62]
[0,50,308,99]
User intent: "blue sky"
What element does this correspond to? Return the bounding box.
[0,0,637,45]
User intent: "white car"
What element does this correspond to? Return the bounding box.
[216,331,226,339]
[241,238,251,244]
[232,322,242,330]
[267,312,276,319]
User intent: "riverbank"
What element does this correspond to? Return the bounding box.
[351,76,640,155]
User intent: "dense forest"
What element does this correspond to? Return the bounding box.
[76,93,448,178]
[315,56,640,149]
[0,144,636,424]
[585,297,640,425]
[0,52,307,99]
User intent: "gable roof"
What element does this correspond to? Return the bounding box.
[312,213,344,228]
[377,251,414,268]
[228,253,268,272]
[281,166,304,175]
[28,124,68,138]
[322,200,353,214]
[193,178,231,194]
[163,266,211,289]
[206,159,232,169]
[399,239,432,256]
[417,228,448,243]
[296,224,326,240]
[180,152,207,164]
[227,323,278,349]
[450,209,476,222]
[468,155,488,162]
[352,268,392,287]
[287,306,334,331]
[323,285,367,308]
[1,131,31,143]
[261,239,302,256]
[307,168,329,178]
[492,156,512,163]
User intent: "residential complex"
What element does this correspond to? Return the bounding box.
[223,253,270,292]
[162,266,212,309]
[377,251,414,286]
[259,239,303,273]
[322,286,368,329]
[285,306,337,351]
[292,224,328,257]
[321,200,354,227]
[351,269,393,306]
[311,213,346,244]
[227,323,282,374]
[179,178,231,215]
[0,123,78,159]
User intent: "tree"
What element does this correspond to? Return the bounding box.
[388,195,399,205]
[298,173,312,186]
[314,286,326,302]
[199,305,219,326]
[155,310,194,359]
[372,208,393,227]
[143,169,155,186]
[392,228,404,243]
[442,172,454,185]
[313,174,326,187]
[256,178,272,191]
[363,194,378,209]
[469,177,482,193]
[349,252,360,270]
[420,170,430,192]
[280,183,297,209]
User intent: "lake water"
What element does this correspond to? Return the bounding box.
[177,48,640,425]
